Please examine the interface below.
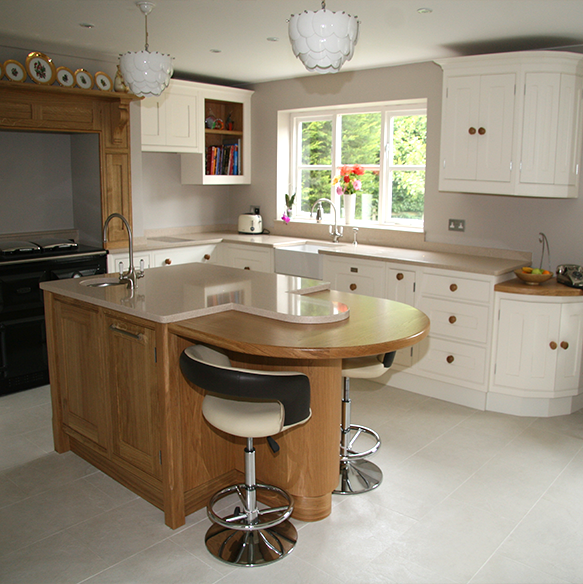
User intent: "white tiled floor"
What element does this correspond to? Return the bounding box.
[1,382,583,583]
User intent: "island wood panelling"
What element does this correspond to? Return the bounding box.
[0,81,139,249]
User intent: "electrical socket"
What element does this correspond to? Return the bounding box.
[448,219,465,232]
[250,205,260,215]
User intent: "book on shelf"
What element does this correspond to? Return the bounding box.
[205,139,242,176]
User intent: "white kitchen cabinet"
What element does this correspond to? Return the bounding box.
[323,255,386,298]
[107,250,151,274]
[216,243,273,273]
[440,72,516,188]
[415,269,495,392]
[491,295,583,402]
[437,51,583,198]
[151,244,216,268]
[141,80,201,153]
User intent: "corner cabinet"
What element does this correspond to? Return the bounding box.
[140,79,253,185]
[436,51,583,198]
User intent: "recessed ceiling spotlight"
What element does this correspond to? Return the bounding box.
[417,7,432,14]
[267,37,279,42]
[79,22,95,28]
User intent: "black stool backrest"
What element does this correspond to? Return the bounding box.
[180,345,311,427]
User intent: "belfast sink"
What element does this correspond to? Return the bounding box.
[274,242,342,279]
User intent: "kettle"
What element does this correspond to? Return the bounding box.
[238,213,263,234]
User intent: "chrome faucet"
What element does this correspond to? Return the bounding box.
[310,198,343,243]
[103,213,144,289]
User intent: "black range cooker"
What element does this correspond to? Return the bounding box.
[0,237,107,395]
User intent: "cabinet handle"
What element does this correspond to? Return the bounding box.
[446,355,455,364]
[244,266,251,270]
[109,324,143,341]
[468,127,476,135]
[478,127,486,135]
[550,341,558,350]
[449,315,457,324]
[450,283,458,292]
[396,272,404,280]
[164,258,172,265]
[203,254,211,261]
[561,341,569,350]
[350,283,357,291]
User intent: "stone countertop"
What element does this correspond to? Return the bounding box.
[128,231,525,276]
[40,263,348,325]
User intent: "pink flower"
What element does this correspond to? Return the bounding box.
[336,184,344,196]
[281,213,291,224]
[352,179,361,191]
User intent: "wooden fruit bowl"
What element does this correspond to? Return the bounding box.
[514,269,553,285]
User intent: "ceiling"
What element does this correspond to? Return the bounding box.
[2,0,583,86]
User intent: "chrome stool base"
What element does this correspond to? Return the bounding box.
[205,520,298,567]
[334,458,383,495]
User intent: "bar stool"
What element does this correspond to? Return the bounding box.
[334,351,396,495]
[179,344,311,567]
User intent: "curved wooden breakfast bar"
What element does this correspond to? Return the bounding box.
[41,264,429,529]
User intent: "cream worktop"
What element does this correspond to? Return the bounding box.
[128,230,527,276]
[39,263,347,325]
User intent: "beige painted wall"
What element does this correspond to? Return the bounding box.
[243,60,583,269]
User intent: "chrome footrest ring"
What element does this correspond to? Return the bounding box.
[340,424,381,460]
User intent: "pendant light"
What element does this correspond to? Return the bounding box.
[289,1,359,74]
[119,1,173,97]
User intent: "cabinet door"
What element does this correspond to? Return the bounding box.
[494,298,561,391]
[520,72,561,185]
[141,96,166,147]
[105,313,161,479]
[554,73,581,187]
[555,302,583,392]
[53,299,109,450]
[165,92,200,151]
[387,266,416,366]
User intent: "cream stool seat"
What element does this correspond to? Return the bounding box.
[334,351,395,495]
[179,344,311,567]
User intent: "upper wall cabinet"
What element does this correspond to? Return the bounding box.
[436,51,583,198]
[141,80,201,153]
[140,79,253,185]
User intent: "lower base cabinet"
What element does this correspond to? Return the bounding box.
[491,294,583,401]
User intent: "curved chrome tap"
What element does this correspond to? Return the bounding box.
[310,198,343,243]
[103,213,144,289]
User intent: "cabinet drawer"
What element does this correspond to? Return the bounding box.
[152,245,216,267]
[222,244,273,273]
[417,337,487,385]
[323,257,386,298]
[422,272,491,303]
[419,297,489,343]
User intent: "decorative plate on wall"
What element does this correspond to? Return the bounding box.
[26,52,57,84]
[95,71,112,91]
[56,66,75,87]
[74,68,93,89]
[4,59,26,82]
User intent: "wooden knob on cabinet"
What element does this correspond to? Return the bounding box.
[449,315,457,324]
[446,355,455,364]
[244,266,250,270]
[550,341,558,350]
[450,283,458,292]
[561,341,569,350]
[349,283,357,291]
[396,272,404,280]
[468,127,476,135]
[203,254,211,261]
[164,258,172,265]
[478,127,486,135]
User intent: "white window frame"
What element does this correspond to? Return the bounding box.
[287,99,427,228]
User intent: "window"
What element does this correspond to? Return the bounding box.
[289,101,426,228]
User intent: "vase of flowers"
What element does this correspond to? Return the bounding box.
[333,164,364,224]
[282,193,295,224]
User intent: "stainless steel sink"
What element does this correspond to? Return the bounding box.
[274,243,341,279]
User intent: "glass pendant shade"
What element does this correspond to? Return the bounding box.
[289,3,359,74]
[119,1,173,97]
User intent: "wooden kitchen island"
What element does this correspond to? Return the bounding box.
[41,263,429,528]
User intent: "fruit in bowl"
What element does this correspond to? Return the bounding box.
[514,266,553,285]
